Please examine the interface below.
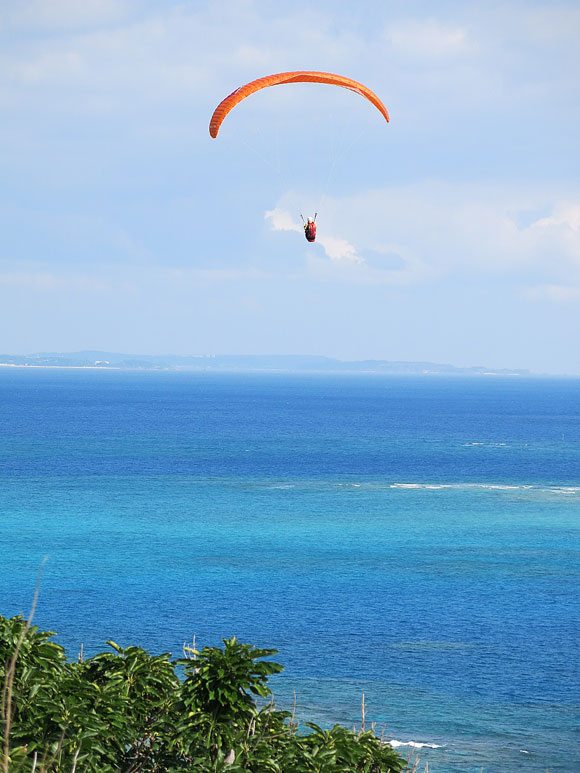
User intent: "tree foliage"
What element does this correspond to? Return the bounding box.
[0,615,406,772]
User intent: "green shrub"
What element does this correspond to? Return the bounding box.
[1,615,406,772]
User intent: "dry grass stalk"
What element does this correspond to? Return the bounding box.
[289,690,298,731]
[405,746,421,773]
[182,634,196,660]
[1,563,45,773]
[69,745,81,773]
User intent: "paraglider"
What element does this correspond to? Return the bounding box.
[304,218,316,243]
[301,213,317,243]
[209,71,389,139]
[209,71,389,243]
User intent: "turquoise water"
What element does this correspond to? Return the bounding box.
[0,369,579,772]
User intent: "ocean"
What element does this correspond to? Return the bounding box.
[0,368,578,772]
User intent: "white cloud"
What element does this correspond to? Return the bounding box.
[265,207,364,264]
[266,204,434,284]
[264,208,302,234]
[528,204,580,271]
[532,204,580,233]
[267,183,580,286]
[317,234,362,263]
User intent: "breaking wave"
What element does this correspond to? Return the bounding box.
[388,740,444,749]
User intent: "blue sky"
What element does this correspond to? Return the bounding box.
[1,0,579,373]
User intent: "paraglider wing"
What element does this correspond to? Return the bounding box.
[209,71,389,138]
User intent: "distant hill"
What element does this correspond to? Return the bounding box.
[0,351,532,376]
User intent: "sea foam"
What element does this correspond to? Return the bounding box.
[388,740,444,749]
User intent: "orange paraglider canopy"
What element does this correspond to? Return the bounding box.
[209,71,389,138]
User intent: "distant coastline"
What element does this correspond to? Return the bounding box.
[0,351,536,376]
[0,363,123,370]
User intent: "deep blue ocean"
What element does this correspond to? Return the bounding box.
[0,369,579,772]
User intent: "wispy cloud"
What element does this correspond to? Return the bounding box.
[385,19,471,58]
[0,2,367,117]
[522,284,580,302]
[168,267,269,285]
[0,271,112,293]
[1,0,129,30]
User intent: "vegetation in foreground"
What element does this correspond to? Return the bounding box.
[0,614,407,772]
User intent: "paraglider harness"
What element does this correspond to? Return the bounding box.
[301,213,317,242]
